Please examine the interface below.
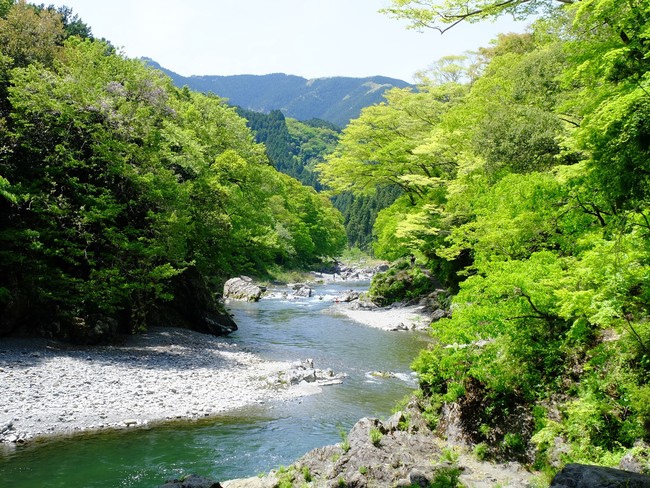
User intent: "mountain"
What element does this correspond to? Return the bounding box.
[145,59,411,127]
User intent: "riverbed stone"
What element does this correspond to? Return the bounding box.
[277,359,346,386]
[223,276,265,302]
[292,285,312,298]
[221,475,278,488]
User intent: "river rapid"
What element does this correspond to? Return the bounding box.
[0,281,429,487]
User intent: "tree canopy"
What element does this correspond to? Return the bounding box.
[0,1,346,339]
[318,0,650,467]
[381,0,576,32]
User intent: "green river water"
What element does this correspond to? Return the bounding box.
[0,282,429,487]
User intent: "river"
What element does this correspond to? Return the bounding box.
[0,281,428,487]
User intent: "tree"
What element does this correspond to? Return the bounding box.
[371,0,650,464]
[0,25,346,338]
[0,0,64,68]
[318,84,464,199]
[0,0,13,18]
[380,0,576,33]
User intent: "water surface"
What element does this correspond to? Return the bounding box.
[0,281,428,487]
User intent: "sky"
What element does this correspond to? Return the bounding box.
[58,0,531,83]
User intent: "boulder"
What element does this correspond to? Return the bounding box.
[273,359,346,386]
[550,463,650,487]
[292,285,312,298]
[153,268,237,336]
[158,474,222,488]
[337,290,360,303]
[221,475,278,488]
[620,451,646,474]
[223,276,265,302]
[348,417,386,451]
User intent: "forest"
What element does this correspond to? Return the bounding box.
[0,0,346,340]
[318,0,650,473]
[1,0,650,478]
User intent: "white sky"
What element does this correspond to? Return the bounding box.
[57,0,530,83]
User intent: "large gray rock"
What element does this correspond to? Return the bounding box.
[550,463,650,487]
[290,284,312,298]
[223,276,265,302]
[153,268,237,336]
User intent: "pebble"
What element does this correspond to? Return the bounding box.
[0,327,308,444]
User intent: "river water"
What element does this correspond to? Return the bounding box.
[0,281,428,487]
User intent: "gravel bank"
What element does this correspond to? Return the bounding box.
[327,302,432,331]
[0,327,310,445]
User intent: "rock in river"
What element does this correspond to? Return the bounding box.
[223,276,265,302]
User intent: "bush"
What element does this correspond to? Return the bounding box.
[369,262,438,306]
[339,429,350,453]
[473,442,490,461]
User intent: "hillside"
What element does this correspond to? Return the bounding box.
[145,59,411,127]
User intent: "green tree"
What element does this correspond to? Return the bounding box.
[0,0,64,68]
[381,0,573,32]
[0,23,345,338]
[318,84,464,199]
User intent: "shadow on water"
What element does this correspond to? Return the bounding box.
[0,281,429,487]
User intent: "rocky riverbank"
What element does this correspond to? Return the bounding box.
[159,402,650,488]
[190,400,538,488]
[0,327,340,447]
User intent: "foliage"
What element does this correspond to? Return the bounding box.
[339,429,351,453]
[473,442,489,461]
[430,466,463,488]
[0,3,345,337]
[314,0,650,470]
[369,260,439,306]
[381,0,567,33]
[331,186,403,251]
[301,466,312,483]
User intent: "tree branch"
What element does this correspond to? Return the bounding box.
[575,195,609,227]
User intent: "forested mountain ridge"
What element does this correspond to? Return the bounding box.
[145,59,411,127]
[234,108,402,250]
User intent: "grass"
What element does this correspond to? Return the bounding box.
[301,465,312,482]
[439,447,460,464]
[339,429,350,453]
[370,427,384,447]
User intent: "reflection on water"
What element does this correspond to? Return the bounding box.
[0,282,428,488]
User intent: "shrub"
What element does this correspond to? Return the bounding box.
[431,466,462,487]
[368,262,438,306]
[473,442,490,461]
